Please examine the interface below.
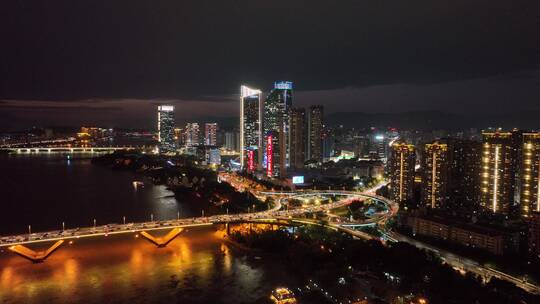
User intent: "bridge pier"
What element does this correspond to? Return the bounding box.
[8,240,65,263]
[139,228,183,247]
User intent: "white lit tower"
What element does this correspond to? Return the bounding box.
[157,105,175,153]
[240,85,262,172]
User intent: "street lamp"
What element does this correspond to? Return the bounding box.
[151,213,154,222]
[62,221,65,232]
[93,218,96,229]
[123,216,126,225]
[28,225,31,235]
[177,211,180,220]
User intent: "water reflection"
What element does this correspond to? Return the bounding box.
[0,229,288,303]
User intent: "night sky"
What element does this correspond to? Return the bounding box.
[1,0,539,129]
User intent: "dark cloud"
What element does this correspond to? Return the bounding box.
[0,0,539,128]
[0,104,122,112]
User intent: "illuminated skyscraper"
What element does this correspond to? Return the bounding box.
[204,123,218,146]
[174,128,184,146]
[185,123,200,147]
[388,143,416,203]
[290,108,306,169]
[370,133,388,161]
[157,105,175,153]
[422,142,449,208]
[480,131,522,215]
[520,133,540,216]
[263,81,293,177]
[307,105,324,163]
[240,85,262,171]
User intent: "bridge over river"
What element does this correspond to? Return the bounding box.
[0,190,391,263]
[2,186,538,296]
[6,146,138,154]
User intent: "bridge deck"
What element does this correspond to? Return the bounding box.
[0,191,393,248]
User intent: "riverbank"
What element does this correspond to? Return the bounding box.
[92,151,268,215]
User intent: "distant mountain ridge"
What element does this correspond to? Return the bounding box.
[324,110,540,130]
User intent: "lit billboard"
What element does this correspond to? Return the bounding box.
[266,135,273,177]
[292,176,304,184]
[274,81,293,90]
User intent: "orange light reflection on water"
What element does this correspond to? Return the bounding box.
[0,228,275,303]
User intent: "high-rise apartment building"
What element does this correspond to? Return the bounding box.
[240,85,262,171]
[185,123,200,147]
[204,123,218,146]
[388,142,416,203]
[157,105,175,153]
[445,139,482,208]
[521,133,540,216]
[289,108,306,169]
[480,131,522,215]
[422,142,449,208]
[307,105,324,163]
[263,81,293,177]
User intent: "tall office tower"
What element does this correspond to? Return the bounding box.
[370,133,388,160]
[388,143,416,203]
[185,123,200,147]
[521,133,540,216]
[322,128,334,159]
[204,123,218,146]
[307,105,324,163]
[224,130,240,152]
[446,139,482,208]
[289,108,306,169]
[422,142,449,209]
[157,105,175,153]
[263,81,293,177]
[174,128,184,146]
[353,134,370,159]
[240,85,262,171]
[480,131,522,215]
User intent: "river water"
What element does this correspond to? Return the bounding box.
[0,154,301,303]
[0,229,295,304]
[0,154,196,235]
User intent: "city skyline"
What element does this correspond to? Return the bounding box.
[2,1,540,302]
